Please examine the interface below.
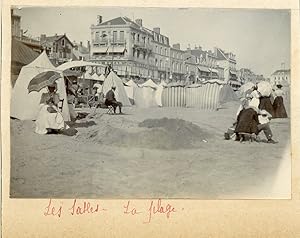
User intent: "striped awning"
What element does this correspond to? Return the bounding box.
[94,46,126,53]
[198,65,210,73]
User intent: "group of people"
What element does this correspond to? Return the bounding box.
[225,84,288,143]
[35,78,123,135]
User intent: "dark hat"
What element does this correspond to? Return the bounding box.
[276,84,283,88]
[112,86,116,89]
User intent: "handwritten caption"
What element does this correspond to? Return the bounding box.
[44,199,181,223]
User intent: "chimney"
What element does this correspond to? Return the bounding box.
[87,41,91,52]
[97,15,102,25]
[153,27,160,34]
[80,41,82,47]
[135,19,143,26]
[40,34,46,42]
[198,46,202,51]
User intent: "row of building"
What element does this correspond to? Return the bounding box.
[11,9,290,87]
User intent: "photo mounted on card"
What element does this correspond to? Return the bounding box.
[10,6,291,199]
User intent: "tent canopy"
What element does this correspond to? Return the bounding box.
[102,71,131,106]
[11,51,70,121]
[141,79,158,89]
[57,60,106,72]
[126,79,138,87]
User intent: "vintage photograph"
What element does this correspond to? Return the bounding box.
[10,7,291,199]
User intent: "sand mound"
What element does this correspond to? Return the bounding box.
[76,117,211,150]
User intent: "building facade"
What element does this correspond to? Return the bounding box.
[270,69,290,86]
[90,16,155,82]
[40,34,74,66]
[214,47,237,83]
[89,15,239,86]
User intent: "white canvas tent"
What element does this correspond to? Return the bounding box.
[155,80,167,106]
[11,51,70,121]
[102,71,131,106]
[141,79,158,89]
[124,80,138,104]
[126,79,137,87]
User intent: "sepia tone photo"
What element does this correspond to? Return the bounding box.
[10,7,291,199]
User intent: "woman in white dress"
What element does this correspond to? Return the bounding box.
[35,83,68,135]
[248,85,261,109]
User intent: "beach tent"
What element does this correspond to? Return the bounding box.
[186,80,237,110]
[11,51,70,121]
[133,79,158,108]
[133,86,158,108]
[219,84,238,104]
[102,71,131,106]
[161,82,186,107]
[126,79,138,87]
[141,79,158,89]
[124,79,138,104]
[155,80,167,106]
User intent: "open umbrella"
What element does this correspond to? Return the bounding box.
[27,71,61,93]
[257,81,272,97]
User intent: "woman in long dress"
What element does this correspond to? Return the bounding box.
[258,84,274,117]
[272,84,288,118]
[248,85,261,109]
[35,83,67,135]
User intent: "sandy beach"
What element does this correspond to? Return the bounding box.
[10,101,291,199]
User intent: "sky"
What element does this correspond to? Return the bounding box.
[15,7,290,77]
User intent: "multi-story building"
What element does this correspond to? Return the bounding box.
[214,47,237,83]
[187,46,219,82]
[169,44,185,81]
[239,68,256,84]
[90,16,155,82]
[40,33,74,66]
[270,69,290,86]
[73,41,91,61]
[90,16,187,83]
[89,15,240,86]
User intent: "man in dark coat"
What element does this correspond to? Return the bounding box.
[105,86,123,114]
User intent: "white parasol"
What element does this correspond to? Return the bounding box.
[257,81,272,97]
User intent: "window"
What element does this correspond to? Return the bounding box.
[61,39,65,46]
[137,50,140,58]
[160,47,163,55]
[156,46,158,53]
[113,31,117,42]
[165,48,167,56]
[137,34,140,42]
[155,58,158,66]
[120,31,124,41]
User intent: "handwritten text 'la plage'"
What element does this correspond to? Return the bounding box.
[44,199,180,223]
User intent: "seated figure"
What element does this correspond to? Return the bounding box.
[35,83,68,135]
[105,86,123,114]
